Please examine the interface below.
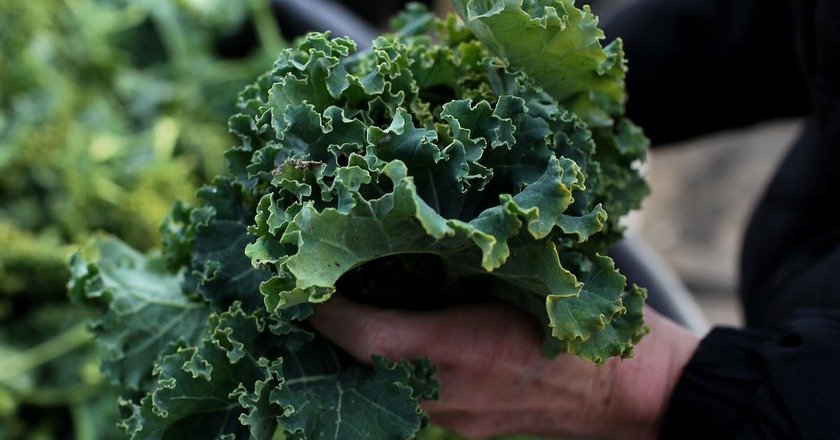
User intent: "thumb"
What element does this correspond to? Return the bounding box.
[309,295,543,369]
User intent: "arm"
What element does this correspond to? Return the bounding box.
[659,3,840,434]
[603,0,809,145]
[740,125,840,329]
[661,309,840,439]
[739,0,840,330]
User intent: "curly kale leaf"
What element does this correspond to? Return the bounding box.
[72,240,436,439]
[69,238,210,392]
[238,26,643,363]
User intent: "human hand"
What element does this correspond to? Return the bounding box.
[310,297,700,440]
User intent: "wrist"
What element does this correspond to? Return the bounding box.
[601,308,701,440]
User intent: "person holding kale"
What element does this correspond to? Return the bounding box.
[311,0,840,438]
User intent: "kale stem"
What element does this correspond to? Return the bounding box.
[0,323,93,383]
[148,3,190,72]
[72,404,95,440]
[19,384,104,406]
[249,0,287,56]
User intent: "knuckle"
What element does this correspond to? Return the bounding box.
[357,311,402,358]
[475,313,540,369]
[447,419,491,440]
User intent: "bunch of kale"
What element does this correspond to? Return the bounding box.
[71,1,650,438]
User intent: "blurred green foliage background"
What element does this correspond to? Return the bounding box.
[0,0,281,437]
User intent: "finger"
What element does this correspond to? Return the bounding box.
[428,409,578,440]
[421,369,542,412]
[309,295,434,364]
[309,295,543,369]
[427,411,501,439]
[421,358,597,413]
[428,410,558,440]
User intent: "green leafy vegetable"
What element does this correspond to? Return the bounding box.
[0,0,281,437]
[71,1,651,438]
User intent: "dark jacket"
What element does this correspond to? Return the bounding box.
[606,0,840,438]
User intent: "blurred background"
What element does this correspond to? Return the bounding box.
[0,0,798,438]
[633,120,800,327]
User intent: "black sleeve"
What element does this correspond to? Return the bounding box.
[737,0,840,330]
[660,309,840,439]
[738,123,840,330]
[602,0,809,145]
